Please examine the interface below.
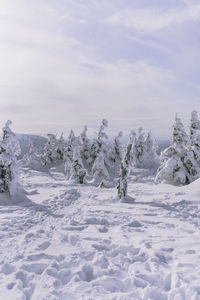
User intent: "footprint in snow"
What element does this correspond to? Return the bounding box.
[36,241,51,251]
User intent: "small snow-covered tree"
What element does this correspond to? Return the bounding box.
[109,131,123,164]
[0,120,21,195]
[63,130,76,177]
[155,114,200,185]
[70,144,87,184]
[92,151,110,187]
[56,134,65,161]
[41,134,58,166]
[132,127,145,168]
[80,125,91,166]
[117,131,135,200]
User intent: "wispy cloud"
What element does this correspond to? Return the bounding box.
[105,4,200,34]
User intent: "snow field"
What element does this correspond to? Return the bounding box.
[0,168,200,299]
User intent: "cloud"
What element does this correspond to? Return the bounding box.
[0,0,199,138]
[105,4,200,34]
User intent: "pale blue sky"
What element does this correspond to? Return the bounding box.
[0,0,200,138]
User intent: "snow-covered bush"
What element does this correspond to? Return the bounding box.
[0,120,21,195]
[155,115,200,186]
[117,131,135,199]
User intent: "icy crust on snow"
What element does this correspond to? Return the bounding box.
[1,169,200,299]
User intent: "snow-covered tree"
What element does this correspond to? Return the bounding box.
[70,145,87,184]
[64,130,76,161]
[109,131,123,164]
[41,134,58,166]
[155,115,200,185]
[0,120,21,195]
[56,134,65,161]
[190,110,200,143]
[132,127,145,168]
[88,119,109,167]
[90,119,110,186]
[92,151,110,187]
[80,125,91,166]
[63,130,77,177]
[190,111,200,165]
[117,131,135,199]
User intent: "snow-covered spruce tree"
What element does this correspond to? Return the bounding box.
[155,114,200,185]
[190,110,200,165]
[63,130,76,178]
[89,119,109,167]
[41,134,58,166]
[56,134,65,161]
[0,120,21,195]
[92,151,110,187]
[80,125,91,167]
[91,119,110,186]
[109,131,123,164]
[117,131,135,200]
[70,142,87,184]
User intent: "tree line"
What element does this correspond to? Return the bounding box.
[0,111,200,200]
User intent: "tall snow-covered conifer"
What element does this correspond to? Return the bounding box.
[80,125,91,167]
[91,119,110,186]
[63,130,77,178]
[89,119,108,167]
[117,131,135,200]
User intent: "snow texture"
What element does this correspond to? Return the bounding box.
[1,164,200,299]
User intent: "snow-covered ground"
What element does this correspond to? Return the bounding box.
[1,168,200,300]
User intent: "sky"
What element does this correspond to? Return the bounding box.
[0,0,200,139]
